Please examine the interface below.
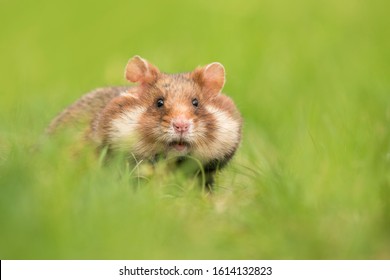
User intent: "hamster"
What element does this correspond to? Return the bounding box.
[49,56,242,189]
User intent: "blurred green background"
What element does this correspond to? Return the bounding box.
[1,0,390,259]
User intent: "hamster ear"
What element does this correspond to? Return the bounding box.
[192,62,225,95]
[125,55,160,84]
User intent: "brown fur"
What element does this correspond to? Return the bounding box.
[47,86,130,134]
[49,56,242,189]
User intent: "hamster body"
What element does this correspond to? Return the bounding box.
[49,56,242,188]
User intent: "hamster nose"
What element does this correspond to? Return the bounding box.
[173,119,190,133]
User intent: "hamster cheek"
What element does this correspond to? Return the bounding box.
[108,107,145,151]
[193,105,240,162]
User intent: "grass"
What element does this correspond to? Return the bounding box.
[1,0,390,259]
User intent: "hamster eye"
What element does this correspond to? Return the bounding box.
[192,98,199,107]
[156,98,164,108]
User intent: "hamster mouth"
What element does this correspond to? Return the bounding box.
[168,140,190,152]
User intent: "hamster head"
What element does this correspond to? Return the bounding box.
[102,56,242,164]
